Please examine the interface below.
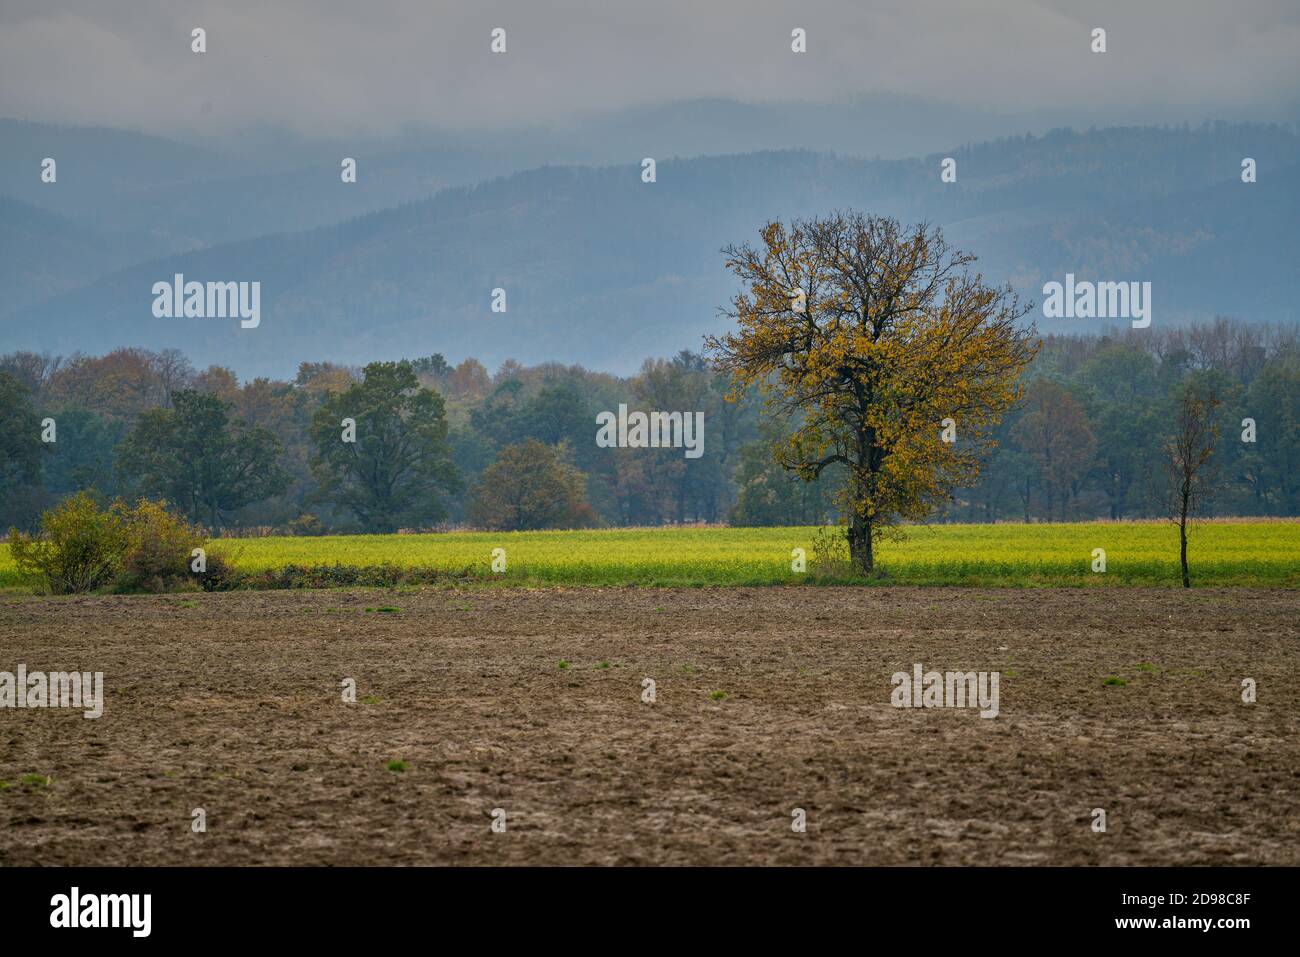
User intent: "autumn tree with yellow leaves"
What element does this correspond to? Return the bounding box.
[706,213,1039,574]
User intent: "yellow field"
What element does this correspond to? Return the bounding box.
[5,520,1290,588]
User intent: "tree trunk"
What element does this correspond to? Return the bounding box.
[1179,497,1190,588]
[848,514,873,574]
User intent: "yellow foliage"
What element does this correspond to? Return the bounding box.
[705,213,1039,570]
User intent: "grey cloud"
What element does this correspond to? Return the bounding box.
[0,0,1297,139]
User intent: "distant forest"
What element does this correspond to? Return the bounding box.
[2,316,1297,534]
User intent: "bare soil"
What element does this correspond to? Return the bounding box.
[1,587,1296,865]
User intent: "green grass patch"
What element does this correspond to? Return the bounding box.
[12,774,51,790]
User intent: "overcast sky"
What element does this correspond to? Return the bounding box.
[2,0,1298,139]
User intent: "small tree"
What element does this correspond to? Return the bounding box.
[468,440,594,531]
[1163,382,1221,588]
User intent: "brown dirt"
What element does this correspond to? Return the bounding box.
[1,586,1296,865]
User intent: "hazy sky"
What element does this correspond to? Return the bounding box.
[2,0,1298,138]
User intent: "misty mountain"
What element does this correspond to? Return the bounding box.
[0,195,155,314]
[0,95,1169,260]
[0,118,532,258]
[3,122,1296,378]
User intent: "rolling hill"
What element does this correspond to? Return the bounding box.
[3,122,1296,377]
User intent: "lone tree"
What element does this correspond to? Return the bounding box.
[1163,381,1221,588]
[310,361,461,532]
[706,213,1038,573]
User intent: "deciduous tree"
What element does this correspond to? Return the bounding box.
[468,439,593,531]
[0,371,47,529]
[1163,380,1221,588]
[117,390,288,532]
[1010,379,1096,521]
[310,361,461,532]
[707,213,1037,572]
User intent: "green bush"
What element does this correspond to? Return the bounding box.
[7,494,207,594]
[7,492,129,594]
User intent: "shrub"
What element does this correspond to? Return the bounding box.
[7,492,129,594]
[195,552,242,592]
[116,500,206,593]
[8,494,207,594]
[286,513,325,536]
[810,526,852,577]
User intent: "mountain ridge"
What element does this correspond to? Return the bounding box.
[4,123,1296,377]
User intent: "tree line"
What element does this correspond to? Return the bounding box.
[1,316,1296,537]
